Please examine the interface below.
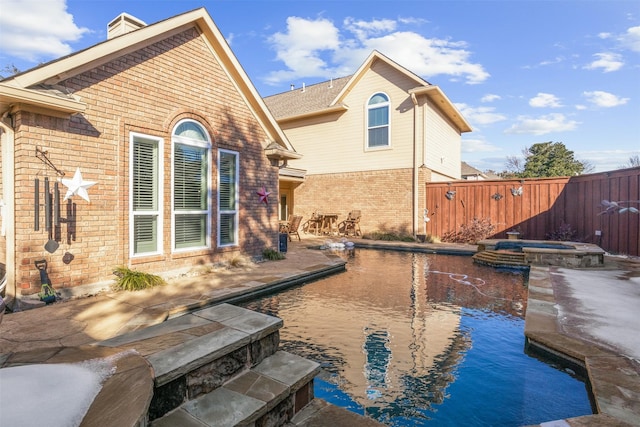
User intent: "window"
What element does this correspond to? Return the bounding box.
[172,120,211,251]
[218,150,238,246]
[130,133,163,256]
[367,93,390,149]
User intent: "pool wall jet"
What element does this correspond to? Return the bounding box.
[474,239,605,269]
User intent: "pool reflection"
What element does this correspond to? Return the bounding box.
[241,249,589,426]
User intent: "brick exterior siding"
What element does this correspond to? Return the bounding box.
[11,28,279,295]
[292,168,432,236]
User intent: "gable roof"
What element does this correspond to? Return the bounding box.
[0,8,297,153]
[461,161,487,179]
[263,50,471,133]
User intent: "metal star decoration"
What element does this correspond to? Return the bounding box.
[61,168,97,202]
[256,187,271,205]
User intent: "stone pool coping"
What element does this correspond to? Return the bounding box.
[0,346,154,427]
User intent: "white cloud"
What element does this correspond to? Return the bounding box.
[618,26,640,52]
[538,56,565,67]
[344,17,397,40]
[265,16,342,84]
[455,103,506,126]
[584,52,624,72]
[0,0,89,62]
[583,91,629,108]
[264,16,489,86]
[529,93,563,108]
[461,138,501,153]
[575,149,640,172]
[505,113,579,135]
[481,94,501,103]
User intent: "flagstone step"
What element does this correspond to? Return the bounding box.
[472,250,529,268]
[97,303,284,421]
[150,351,320,427]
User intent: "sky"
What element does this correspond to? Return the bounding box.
[1,0,639,173]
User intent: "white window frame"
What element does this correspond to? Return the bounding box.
[171,120,212,253]
[129,132,164,258]
[365,92,391,151]
[218,149,239,247]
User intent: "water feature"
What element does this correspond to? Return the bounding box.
[240,248,593,426]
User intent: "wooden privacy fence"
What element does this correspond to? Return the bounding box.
[425,167,640,256]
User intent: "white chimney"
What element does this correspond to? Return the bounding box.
[107,13,146,39]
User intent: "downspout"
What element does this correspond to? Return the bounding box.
[411,93,419,238]
[0,112,16,307]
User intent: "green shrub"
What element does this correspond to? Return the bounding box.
[262,248,285,260]
[113,266,166,291]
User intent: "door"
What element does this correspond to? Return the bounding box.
[279,188,292,221]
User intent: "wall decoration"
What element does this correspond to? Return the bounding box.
[492,193,503,201]
[61,168,97,202]
[445,190,456,200]
[256,187,271,205]
[510,186,523,196]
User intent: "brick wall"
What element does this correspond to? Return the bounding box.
[292,168,431,236]
[11,28,279,295]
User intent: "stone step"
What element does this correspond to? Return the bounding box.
[97,303,284,421]
[150,350,320,427]
[472,250,528,268]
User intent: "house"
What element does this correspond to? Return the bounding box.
[264,51,472,236]
[460,161,502,180]
[0,8,299,307]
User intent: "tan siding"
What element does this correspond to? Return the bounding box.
[287,59,422,175]
[424,100,462,180]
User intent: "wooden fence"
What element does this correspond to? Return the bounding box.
[425,167,640,256]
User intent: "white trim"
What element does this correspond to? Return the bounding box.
[171,119,212,253]
[365,92,391,151]
[217,149,239,247]
[129,132,164,258]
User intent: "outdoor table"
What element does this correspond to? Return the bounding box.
[320,213,339,235]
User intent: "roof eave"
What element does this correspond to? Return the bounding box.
[276,104,349,123]
[410,85,472,133]
[264,145,303,161]
[0,84,86,115]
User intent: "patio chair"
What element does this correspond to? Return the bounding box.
[283,214,303,241]
[340,210,361,237]
[305,211,323,235]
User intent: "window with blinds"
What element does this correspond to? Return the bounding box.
[367,92,390,148]
[218,150,238,246]
[172,120,211,251]
[130,133,162,256]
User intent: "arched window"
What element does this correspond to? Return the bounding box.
[367,93,390,149]
[172,120,211,251]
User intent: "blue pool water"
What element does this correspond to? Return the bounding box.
[241,249,592,426]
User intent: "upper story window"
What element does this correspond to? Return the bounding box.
[367,93,390,149]
[172,120,211,251]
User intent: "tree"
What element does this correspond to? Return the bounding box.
[519,141,586,178]
[0,64,20,80]
[619,155,640,169]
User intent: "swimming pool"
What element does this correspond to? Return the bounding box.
[241,248,593,426]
